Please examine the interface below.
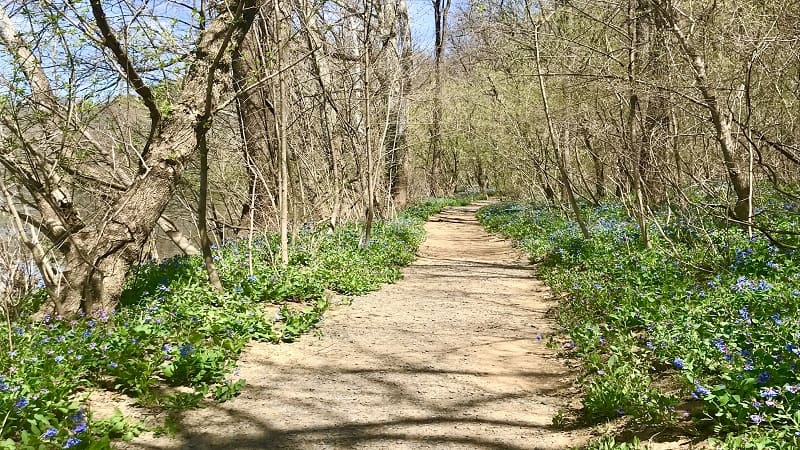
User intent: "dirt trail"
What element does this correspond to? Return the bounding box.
[124,204,590,449]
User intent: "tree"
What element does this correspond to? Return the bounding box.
[429,0,452,196]
[0,0,259,314]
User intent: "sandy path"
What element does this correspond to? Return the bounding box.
[124,204,589,449]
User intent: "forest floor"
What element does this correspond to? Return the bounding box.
[119,203,593,449]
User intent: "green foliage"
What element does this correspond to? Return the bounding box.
[399,193,481,221]
[585,436,642,450]
[478,199,800,447]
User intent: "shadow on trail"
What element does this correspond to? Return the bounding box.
[166,352,574,449]
[127,204,590,450]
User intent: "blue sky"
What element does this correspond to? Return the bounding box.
[408,0,436,51]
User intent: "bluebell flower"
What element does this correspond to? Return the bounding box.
[55,355,64,363]
[71,422,87,434]
[766,261,779,270]
[757,371,771,384]
[692,384,711,399]
[673,358,686,369]
[70,410,85,423]
[14,397,29,409]
[41,428,58,439]
[760,387,780,398]
[179,344,194,357]
[750,414,764,424]
[63,437,81,449]
[711,338,728,354]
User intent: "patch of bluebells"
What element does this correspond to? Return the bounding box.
[732,276,772,292]
[477,200,800,440]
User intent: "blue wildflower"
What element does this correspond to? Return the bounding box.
[711,338,728,354]
[69,410,85,424]
[738,306,752,325]
[14,397,29,409]
[63,437,81,449]
[673,358,686,369]
[692,384,711,399]
[41,428,58,439]
[71,422,87,434]
[750,414,764,424]
[757,371,771,384]
[760,387,780,399]
[179,344,194,357]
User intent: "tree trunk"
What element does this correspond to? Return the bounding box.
[429,0,451,196]
[533,24,591,240]
[385,0,412,211]
[657,2,752,223]
[57,1,259,313]
[232,12,280,231]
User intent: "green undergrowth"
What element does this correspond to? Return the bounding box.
[0,195,475,449]
[478,200,800,449]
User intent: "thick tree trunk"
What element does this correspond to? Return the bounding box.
[55,2,258,313]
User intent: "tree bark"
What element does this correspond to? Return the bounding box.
[20,1,259,314]
[232,12,280,231]
[429,0,451,196]
[656,1,752,223]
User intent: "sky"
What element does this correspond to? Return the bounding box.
[408,0,436,52]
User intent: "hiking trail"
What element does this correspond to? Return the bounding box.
[122,204,590,449]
